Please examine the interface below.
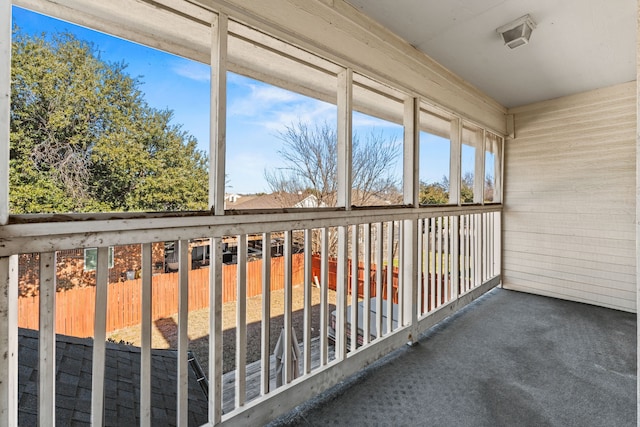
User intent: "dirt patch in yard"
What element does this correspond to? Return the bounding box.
[108,284,337,374]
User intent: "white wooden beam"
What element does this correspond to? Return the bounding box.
[449,119,462,205]
[0,0,10,225]
[403,98,419,206]
[39,252,56,427]
[211,13,228,214]
[0,256,18,426]
[474,130,486,204]
[337,68,353,209]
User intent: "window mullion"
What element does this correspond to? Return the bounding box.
[403,97,419,207]
[337,68,353,210]
[449,118,462,205]
[211,13,228,215]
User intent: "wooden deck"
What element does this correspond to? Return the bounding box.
[221,336,334,414]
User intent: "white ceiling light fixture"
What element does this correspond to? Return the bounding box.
[496,14,536,49]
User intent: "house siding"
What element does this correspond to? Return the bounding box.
[503,82,637,312]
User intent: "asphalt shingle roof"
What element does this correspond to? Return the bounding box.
[18,328,208,426]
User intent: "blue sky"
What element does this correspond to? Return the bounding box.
[12,6,470,195]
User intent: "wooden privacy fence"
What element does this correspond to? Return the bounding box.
[18,253,305,338]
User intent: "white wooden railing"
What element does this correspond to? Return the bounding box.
[0,205,500,426]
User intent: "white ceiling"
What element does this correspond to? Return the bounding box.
[345,0,636,108]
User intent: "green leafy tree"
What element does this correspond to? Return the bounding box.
[10,28,208,213]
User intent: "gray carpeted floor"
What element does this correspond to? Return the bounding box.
[271,287,636,427]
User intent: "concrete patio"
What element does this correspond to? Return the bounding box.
[272,287,636,427]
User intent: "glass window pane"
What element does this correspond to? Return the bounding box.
[225,72,337,209]
[10,7,210,214]
[351,75,404,206]
[461,124,482,204]
[419,109,452,206]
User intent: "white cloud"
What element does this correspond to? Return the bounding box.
[172,60,211,82]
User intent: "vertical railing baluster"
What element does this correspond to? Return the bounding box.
[177,240,189,425]
[140,244,152,427]
[350,225,359,350]
[429,218,436,310]
[320,228,329,365]
[417,219,424,316]
[0,255,18,426]
[91,247,109,427]
[209,237,223,423]
[375,223,383,339]
[452,216,460,300]
[397,221,404,326]
[336,226,348,359]
[444,217,451,302]
[303,229,312,373]
[39,252,56,427]
[261,232,271,395]
[386,221,394,334]
[362,223,371,346]
[465,215,471,293]
[283,230,293,382]
[235,234,247,406]
[436,217,443,308]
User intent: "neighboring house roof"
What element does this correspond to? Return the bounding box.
[225,192,321,210]
[225,191,401,210]
[18,328,208,426]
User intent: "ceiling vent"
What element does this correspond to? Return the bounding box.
[496,15,536,49]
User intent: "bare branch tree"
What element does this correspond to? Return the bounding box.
[265,120,401,207]
[265,120,402,257]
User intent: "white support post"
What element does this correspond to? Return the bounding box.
[140,244,152,427]
[91,247,110,427]
[209,237,223,423]
[0,0,10,225]
[260,232,271,394]
[403,98,419,206]
[39,252,56,427]
[177,240,189,425]
[235,234,247,406]
[337,68,353,209]
[449,119,462,206]
[210,13,228,215]
[0,256,17,426]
